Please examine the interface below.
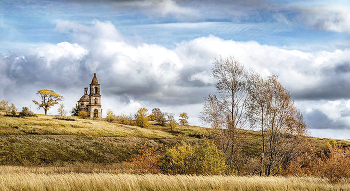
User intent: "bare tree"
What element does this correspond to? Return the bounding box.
[261,75,307,176]
[246,73,270,175]
[201,57,251,172]
[57,103,67,116]
[167,113,177,132]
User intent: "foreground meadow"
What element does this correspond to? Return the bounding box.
[0,170,349,191]
[1,114,350,190]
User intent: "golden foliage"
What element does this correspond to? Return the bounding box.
[32,89,63,115]
[0,100,16,116]
[150,108,166,126]
[179,112,189,126]
[0,100,9,111]
[135,108,149,128]
[161,140,226,175]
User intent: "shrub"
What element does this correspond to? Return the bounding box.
[284,141,350,182]
[160,140,226,175]
[130,143,162,174]
[78,111,88,119]
[117,114,135,125]
[0,100,17,116]
[106,109,117,123]
[71,104,80,116]
[54,116,76,121]
[19,107,36,117]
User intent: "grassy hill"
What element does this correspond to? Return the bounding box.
[0,113,207,166]
[0,112,349,167]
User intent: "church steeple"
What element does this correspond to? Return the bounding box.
[77,73,102,118]
[91,73,99,85]
[90,73,100,96]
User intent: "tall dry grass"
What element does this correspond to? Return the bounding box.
[0,172,349,191]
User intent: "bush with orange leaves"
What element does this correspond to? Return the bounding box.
[317,142,350,182]
[130,143,162,174]
[284,141,350,182]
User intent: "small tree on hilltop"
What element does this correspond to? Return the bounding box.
[179,112,189,126]
[151,108,166,126]
[106,109,117,123]
[135,108,149,128]
[9,103,17,116]
[32,89,63,115]
[167,113,177,132]
[71,104,80,116]
[57,103,67,116]
[0,100,9,111]
[0,100,17,116]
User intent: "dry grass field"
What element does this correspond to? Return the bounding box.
[1,114,350,190]
[0,167,349,191]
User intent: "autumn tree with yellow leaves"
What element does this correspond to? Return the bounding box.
[32,89,63,115]
[135,108,149,128]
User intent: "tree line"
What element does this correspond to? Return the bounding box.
[103,107,189,132]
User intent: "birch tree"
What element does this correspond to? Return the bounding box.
[248,75,307,176]
[201,57,251,171]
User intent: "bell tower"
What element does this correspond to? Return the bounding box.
[89,73,102,118]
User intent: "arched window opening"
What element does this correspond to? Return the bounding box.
[94,87,98,94]
[95,98,97,104]
[94,109,98,118]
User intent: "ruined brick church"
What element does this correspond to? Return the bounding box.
[77,73,102,118]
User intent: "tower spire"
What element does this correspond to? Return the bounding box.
[91,73,99,85]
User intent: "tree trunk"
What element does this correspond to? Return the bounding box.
[261,105,265,176]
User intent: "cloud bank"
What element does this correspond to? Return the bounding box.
[1,20,350,135]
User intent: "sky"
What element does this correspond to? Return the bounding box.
[1,0,350,139]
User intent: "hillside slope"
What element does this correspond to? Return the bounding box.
[0,114,349,166]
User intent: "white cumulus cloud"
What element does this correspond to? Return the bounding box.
[2,20,350,138]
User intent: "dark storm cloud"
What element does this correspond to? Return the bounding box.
[305,109,349,130]
[292,79,350,100]
[3,51,89,90]
[290,60,350,101]
[335,63,350,74]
